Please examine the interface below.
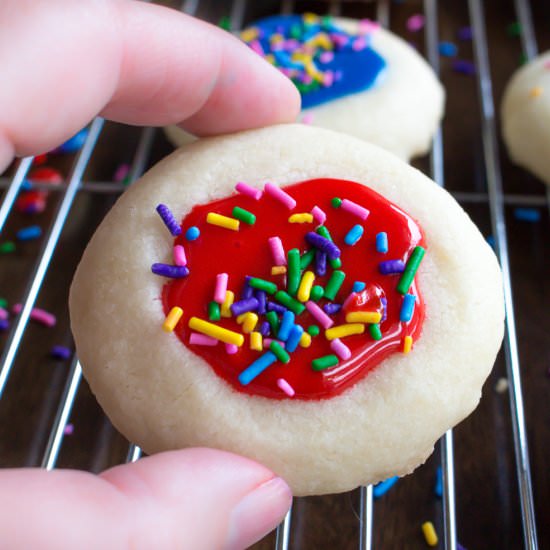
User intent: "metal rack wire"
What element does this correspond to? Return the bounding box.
[0,1,545,548]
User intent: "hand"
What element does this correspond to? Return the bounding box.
[0,0,298,547]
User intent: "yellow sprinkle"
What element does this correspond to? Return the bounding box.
[299,332,312,348]
[264,54,275,65]
[220,290,235,318]
[291,52,310,63]
[297,270,315,302]
[242,312,258,334]
[325,323,365,340]
[188,317,244,346]
[162,306,183,332]
[271,266,287,275]
[421,521,438,547]
[306,33,332,50]
[288,213,314,223]
[345,311,382,324]
[403,335,413,354]
[240,28,258,42]
[303,12,318,24]
[250,331,263,351]
[269,33,284,44]
[304,60,324,83]
[236,313,247,324]
[529,86,543,98]
[207,212,239,231]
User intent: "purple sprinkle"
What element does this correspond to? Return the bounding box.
[380,297,388,322]
[156,204,182,236]
[323,303,341,315]
[457,26,472,41]
[315,250,327,276]
[241,276,254,300]
[305,232,341,260]
[267,301,287,315]
[63,423,74,436]
[456,544,468,550]
[0,319,9,331]
[50,345,71,360]
[259,321,271,336]
[255,290,267,315]
[452,59,476,75]
[378,259,405,275]
[231,297,259,316]
[151,263,189,278]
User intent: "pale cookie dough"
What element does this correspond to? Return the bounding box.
[70,124,503,496]
[502,51,550,185]
[165,15,445,161]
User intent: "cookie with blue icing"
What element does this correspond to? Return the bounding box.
[165,14,444,161]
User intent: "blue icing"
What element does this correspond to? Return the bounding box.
[245,15,386,109]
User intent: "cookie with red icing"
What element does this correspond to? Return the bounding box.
[70,124,503,496]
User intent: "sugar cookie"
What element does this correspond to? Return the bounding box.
[70,124,503,496]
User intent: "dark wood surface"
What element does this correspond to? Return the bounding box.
[1,1,549,549]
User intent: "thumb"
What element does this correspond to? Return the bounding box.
[0,448,292,550]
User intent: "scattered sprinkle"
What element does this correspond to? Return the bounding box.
[250,331,263,351]
[163,306,183,332]
[310,285,324,302]
[344,224,364,245]
[289,213,314,223]
[434,466,443,498]
[235,182,262,200]
[369,323,382,341]
[514,207,541,222]
[307,325,320,336]
[495,377,509,393]
[50,345,71,360]
[265,183,296,210]
[238,351,277,385]
[506,21,522,37]
[379,259,405,275]
[311,205,326,224]
[173,244,187,266]
[297,270,315,302]
[373,476,398,498]
[421,521,438,547]
[220,290,235,317]
[301,113,314,125]
[113,163,130,183]
[207,212,240,231]
[0,319,9,331]
[402,335,413,354]
[312,354,339,371]
[208,301,221,321]
[399,293,416,322]
[269,236,287,266]
[232,206,256,225]
[12,304,56,327]
[0,242,16,254]
[214,273,229,304]
[277,378,295,396]
[270,340,290,363]
[271,265,287,275]
[439,41,457,57]
[305,300,334,329]
[63,423,74,436]
[352,281,366,293]
[323,270,345,300]
[330,338,351,360]
[225,343,239,355]
[156,204,182,236]
[452,59,476,75]
[287,249,302,296]
[188,317,244,346]
[346,311,382,324]
[406,14,425,32]
[376,232,388,253]
[529,86,543,98]
[185,226,200,240]
[0,307,8,320]
[340,198,369,220]
[331,197,342,208]
[325,323,364,340]
[151,263,189,278]
[397,246,425,294]
[16,225,42,241]
[457,26,472,41]
[189,332,218,346]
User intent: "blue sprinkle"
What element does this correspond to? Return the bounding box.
[352,281,366,293]
[0,319,9,331]
[55,128,89,153]
[344,224,364,246]
[185,226,200,241]
[278,310,295,341]
[457,26,472,41]
[439,41,457,57]
[513,207,541,222]
[434,466,443,498]
[50,345,72,360]
[21,179,33,191]
[486,235,495,248]
[376,232,388,253]
[452,59,476,75]
[373,476,398,498]
[16,225,42,241]
[399,293,416,322]
[238,352,277,385]
[285,324,304,353]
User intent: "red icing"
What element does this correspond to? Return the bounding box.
[162,178,425,400]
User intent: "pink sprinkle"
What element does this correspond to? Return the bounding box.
[173,244,187,267]
[277,378,295,397]
[341,198,370,220]
[358,19,380,34]
[235,182,262,200]
[0,308,8,321]
[113,163,130,182]
[311,205,326,224]
[225,343,239,355]
[407,14,425,32]
[331,34,349,47]
[263,338,285,349]
[342,292,356,310]
[352,37,367,51]
[305,301,334,329]
[323,71,334,87]
[544,60,550,70]
[249,40,264,56]
[189,332,218,346]
[268,237,286,266]
[265,183,296,210]
[301,113,314,125]
[331,338,351,360]
[301,74,313,85]
[319,51,334,63]
[214,273,228,304]
[279,68,293,77]
[12,304,56,327]
[63,423,74,436]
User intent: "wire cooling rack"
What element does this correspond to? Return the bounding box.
[0,1,548,548]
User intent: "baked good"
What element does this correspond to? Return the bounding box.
[502,51,550,185]
[165,14,444,161]
[70,124,503,496]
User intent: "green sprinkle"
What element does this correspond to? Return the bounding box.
[331,197,342,208]
[324,270,346,300]
[287,248,301,296]
[270,341,290,363]
[310,285,324,302]
[290,24,302,39]
[0,241,15,254]
[312,354,339,371]
[330,257,342,269]
[519,52,528,65]
[369,323,382,341]
[316,225,332,240]
[0,298,7,309]
[321,15,332,28]
[266,311,280,335]
[300,249,315,269]
[218,15,231,30]
[249,277,277,295]
[396,246,426,294]
[307,325,320,336]
[232,206,256,225]
[208,301,220,321]
[275,290,305,315]
[506,21,522,37]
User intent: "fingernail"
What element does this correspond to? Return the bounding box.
[224,476,292,550]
